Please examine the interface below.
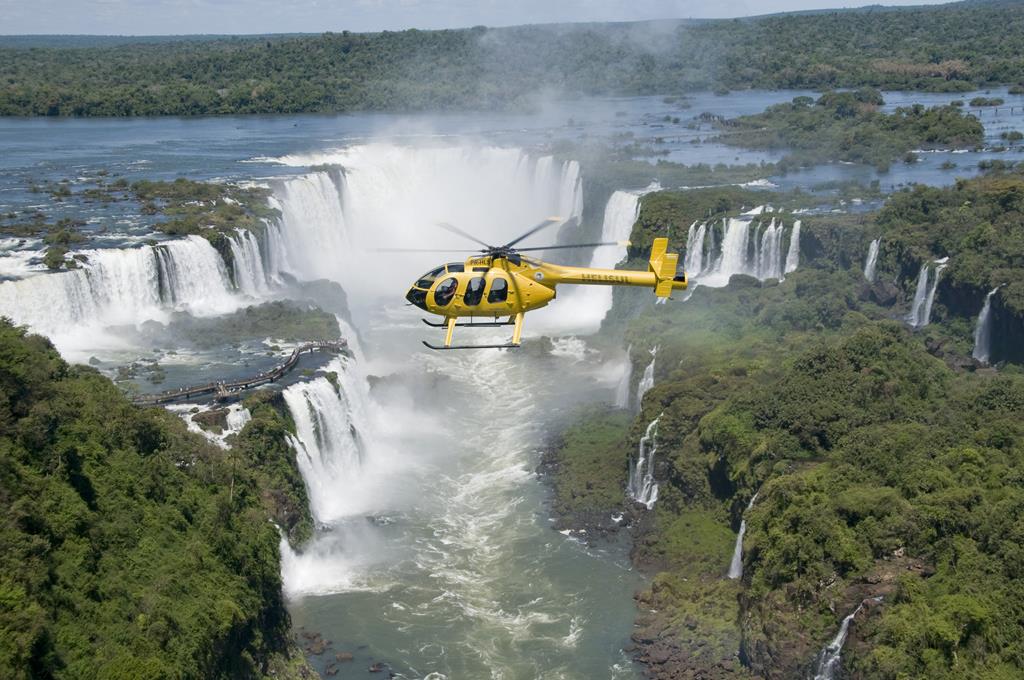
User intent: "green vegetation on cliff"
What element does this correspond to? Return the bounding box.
[2,1,1024,116]
[717,89,984,171]
[0,320,309,679]
[546,172,1024,678]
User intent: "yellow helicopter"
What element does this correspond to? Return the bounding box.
[390,218,687,350]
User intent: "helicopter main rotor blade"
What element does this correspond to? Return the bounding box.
[514,240,630,252]
[373,247,482,253]
[436,222,494,249]
[502,216,572,248]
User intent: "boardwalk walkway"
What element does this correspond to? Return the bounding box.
[131,339,348,406]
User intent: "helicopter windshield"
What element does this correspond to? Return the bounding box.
[415,266,446,289]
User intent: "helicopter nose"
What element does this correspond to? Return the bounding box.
[405,287,429,310]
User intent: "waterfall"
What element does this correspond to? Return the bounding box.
[549,189,640,332]
[685,221,707,276]
[863,239,880,283]
[908,258,948,328]
[688,208,800,288]
[282,355,371,525]
[227,228,273,296]
[906,264,930,328]
[812,597,883,680]
[727,492,758,580]
[756,218,784,280]
[921,259,948,327]
[628,415,661,509]
[635,346,658,408]
[267,145,585,302]
[0,235,238,350]
[785,220,801,274]
[614,344,633,409]
[717,217,752,279]
[972,287,1000,364]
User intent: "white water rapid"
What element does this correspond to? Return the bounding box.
[635,346,658,409]
[727,492,758,580]
[864,239,880,283]
[628,415,661,509]
[972,287,1000,364]
[812,597,883,680]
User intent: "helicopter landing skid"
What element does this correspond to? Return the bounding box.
[421,318,515,328]
[422,341,521,351]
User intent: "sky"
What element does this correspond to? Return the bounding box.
[0,0,959,35]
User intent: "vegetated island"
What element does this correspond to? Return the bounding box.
[544,162,1024,678]
[714,89,985,172]
[2,0,1024,116]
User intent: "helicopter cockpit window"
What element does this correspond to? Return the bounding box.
[446,262,465,273]
[434,277,458,307]
[464,277,486,306]
[487,277,509,303]
[415,266,446,290]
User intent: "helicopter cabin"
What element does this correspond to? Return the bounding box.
[406,261,507,313]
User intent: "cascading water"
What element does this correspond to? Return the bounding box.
[547,189,640,333]
[727,492,758,580]
[907,258,949,329]
[228,228,273,295]
[282,355,370,525]
[784,219,801,275]
[685,221,707,276]
[922,258,948,327]
[635,346,658,408]
[628,415,661,509]
[812,597,883,680]
[972,287,1000,364]
[615,344,634,409]
[864,239,880,283]
[683,209,800,288]
[267,145,584,301]
[756,218,784,280]
[0,235,241,354]
[906,264,930,328]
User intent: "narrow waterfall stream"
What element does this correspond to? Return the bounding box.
[635,346,658,409]
[727,493,758,580]
[628,416,661,509]
[972,287,1000,364]
[812,597,883,680]
[863,239,880,282]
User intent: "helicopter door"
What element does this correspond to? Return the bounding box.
[464,277,486,306]
[487,277,509,303]
[433,277,458,307]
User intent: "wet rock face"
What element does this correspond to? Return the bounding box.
[991,297,1024,364]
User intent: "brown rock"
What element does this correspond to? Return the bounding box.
[335,651,354,662]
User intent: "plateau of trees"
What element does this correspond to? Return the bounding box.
[2,1,1024,116]
[0,321,310,678]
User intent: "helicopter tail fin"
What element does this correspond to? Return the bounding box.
[649,237,686,298]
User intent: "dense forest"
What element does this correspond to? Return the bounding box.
[0,321,314,678]
[546,164,1024,678]
[2,0,1024,116]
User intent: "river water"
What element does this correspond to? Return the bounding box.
[0,89,1021,679]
